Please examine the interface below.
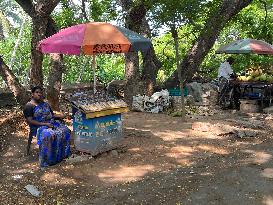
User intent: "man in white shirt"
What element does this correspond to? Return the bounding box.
[218,57,235,80]
[217,57,239,109]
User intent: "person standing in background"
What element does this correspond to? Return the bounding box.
[217,57,240,109]
[218,57,235,80]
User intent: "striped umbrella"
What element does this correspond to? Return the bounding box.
[216,38,273,55]
[37,22,152,92]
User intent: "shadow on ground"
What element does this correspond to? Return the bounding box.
[0,109,273,204]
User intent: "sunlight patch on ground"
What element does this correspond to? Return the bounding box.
[196,145,229,155]
[243,150,272,164]
[176,159,193,166]
[15,131,29,139]
[41,172,77,185]
[3,151,15,157]
[165,146,194,166]
[22,162,40,171]
[261,168,273,179]
[254,152,272,164]
[200,172,213,176]
[146,119,160,122]
[126,127,152,133]
[9,168,34,174]
[153,131,188,141]
[263,196,273,205]
[166,146,194,160]
[143,124,153,128]
[127,147,142,152]
[190,131,224,139]
[98,165,155,183]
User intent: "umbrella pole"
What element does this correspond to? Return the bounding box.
[92,54,96,94]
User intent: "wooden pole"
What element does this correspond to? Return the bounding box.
[92,54,96,93]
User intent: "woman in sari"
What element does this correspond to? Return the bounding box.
[23,86,70,167]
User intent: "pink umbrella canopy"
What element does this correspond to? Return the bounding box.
[37,22,152,93]
[37,22,151,55]
[216,39,273,55]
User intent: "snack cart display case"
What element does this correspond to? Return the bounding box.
[67,91,128,155]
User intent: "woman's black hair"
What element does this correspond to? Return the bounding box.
[31,86,43,93]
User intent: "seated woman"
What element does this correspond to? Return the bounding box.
[23,86,70,167]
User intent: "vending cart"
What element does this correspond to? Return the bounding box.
[68,90,128,155]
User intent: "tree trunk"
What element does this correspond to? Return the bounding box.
[0,57,29,106]
[0,23,4,40]
[120,0,162,96]
[120,0,162,103]
[141,19,162,95]
[16,0,63,110]
[46,54,63,111]
[141,50,157,95]
[120,0,145,106]
[165,0,253,88]
[45,18,63,111]
[124,52,141,107]
[171,26,186,118]
[29,17,48,87]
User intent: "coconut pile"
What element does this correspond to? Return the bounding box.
[237,66,273,83]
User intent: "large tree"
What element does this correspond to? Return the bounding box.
[119,0,145,105]
[165,0,253,87]
[15,0,63,110]
[150,0,210,117]
[119,0,162,107]
[15,0,60,87]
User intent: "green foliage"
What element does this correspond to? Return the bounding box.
[54,7,77,28]
[53,0,118,29]
[51,0,123,85]
[53,0,83,28]
[149,0,220,84]
[61,54,125,85]
[153,24,197,84]
[200,0,273,79]
[90,0,118,22]
[149,0,217,36]
[232,0,273,43]
[153,0,273,81]
[1,0,273,90]
[95,54,125,84]
[0,11,11,36]
[0,0,22,25]
[0,23,32,86]
[0,0,24,37]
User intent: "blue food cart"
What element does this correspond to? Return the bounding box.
[70,94,128,155]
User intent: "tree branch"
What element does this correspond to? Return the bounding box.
[119,0,133,12]
[81,0,89,22]
[34,0,60,16]
[259,0,268,36]
[15,0,36,18]
[0,56,28,106]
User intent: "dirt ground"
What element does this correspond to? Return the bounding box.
[0,107,273,205]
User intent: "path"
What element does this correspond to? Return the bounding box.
[0,108,273,204]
